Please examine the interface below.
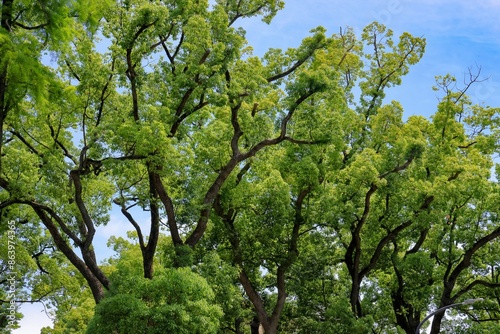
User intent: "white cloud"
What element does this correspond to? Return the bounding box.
[96,213,132,241]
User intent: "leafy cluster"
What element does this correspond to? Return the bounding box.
[1,0,500,334]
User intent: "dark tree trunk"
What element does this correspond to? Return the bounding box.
[234,317,244,334]
[142,171,161,278]
[392,292,421,334]
[250,317,261,334]
[429,311,445,334]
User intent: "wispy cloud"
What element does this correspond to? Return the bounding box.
[96,214,132,240]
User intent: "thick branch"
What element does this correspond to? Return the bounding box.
[185,157,239,247]
[239,269,269,327]
[446,226,500,291]
[143,171,160,278]
[12,21,48,30]
[126,49,139,122]
[10,130,42,157]
[21,200,83,246]
[230,103,243,156]
[406,228,429,255]
[96,58,115,126]
[268,188,309,330]
[150,172,182,245]
[69,170,95,248]
[453,280,500,302]
[31,206,107,302]
[228,4,265,27]
[267,57,311,83]
[360,195,434,278]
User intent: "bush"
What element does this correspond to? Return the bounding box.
[86,268,223,334]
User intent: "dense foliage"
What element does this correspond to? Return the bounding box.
[1,0,500,333]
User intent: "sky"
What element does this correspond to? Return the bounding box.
[238,0,500,118]
[12,0,500,333]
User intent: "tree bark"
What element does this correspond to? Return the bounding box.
[140,171,161,278]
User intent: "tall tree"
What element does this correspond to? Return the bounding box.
[2,1,500,333]
[0,0,334,306]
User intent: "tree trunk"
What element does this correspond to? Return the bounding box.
[429,309,445,334]
[346,253,363,317]
[250,317,260,334]
[392,292,421,334]
[142,171,161,278]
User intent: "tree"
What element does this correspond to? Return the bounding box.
[85,237,223,334]
[0,0,325,305]
[274,71,500,333]
[2,0,500,333]
[386,74,500,334]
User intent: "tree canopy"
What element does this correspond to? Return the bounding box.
[1,0,500,333]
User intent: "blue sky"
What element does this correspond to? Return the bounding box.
[14,0,500,333]
[238,0,500,118]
